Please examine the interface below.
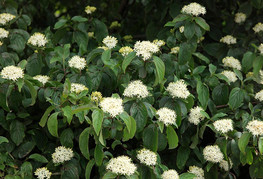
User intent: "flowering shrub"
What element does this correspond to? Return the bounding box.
[1,0,263,178]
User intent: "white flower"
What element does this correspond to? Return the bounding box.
[220,35,237,45]
[102,36,118,49]
[161,169,179,179]
[28,33,47,47]
[235,13,246,24]
[123,80,149,98]
[91,91,103,103]
[259,43,263,54]
[0,65,24,81]
[153,39,165,47]
[213,119,233,134]
[188,106,205,125]
[179,26,185,33]
[133,41,159,61]
[99,97,124,117]
[219,159,233,171]
[85,6,96,14]
[246,120,263,136]
[33,75,50,85]
[253,22,263,33]
[221,70,238,83]
[119,46,133,56]
[156,107,176,126]
[0,28,9,39]
[166,80,190,99]
[203,145,224,163]
[188,166,204,179]
[256,90,263,102]
[106,156,137,176]
[0,13,16,25]
[222,56,241,70]
[34,167,52,179]
[137,148,157,166]
[170,47,180,54]
[181,2,206,16]
[68,56,86,70]
[70,83,88,94]
[52,146,74,164]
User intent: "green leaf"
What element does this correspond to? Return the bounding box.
[79,128,90,159]
[249,157,263,178]
[253,55,263,77]
[62,106,73,124]
[193,66,206,75]
[72,103,97,114]
[259,137,263,155]
[143,124,158,152]
[179,42,195,65]
[93,19,108,41]
[153,56,165,86]
[94,144,104,166]
[39,106,55,127]
[24,79,37,106]
[242,51,256,73]
[122,51,136,73]
[176,146,190,170]
[101,49,111,65]
[29,154,48,163]
[119,111,132,133]
[0,136,9,144]
[10,121,25,146]
[60,128,74,148]
[212,84,229,105]
[102,172,118,179]
[54,19,67,29]
[92,109,104,136]
[122,116,137,141]
[194,17,210,31]
[184,21,195,39]
[72,16,88,22]
[166,126,179,149]
[85,159,95,179]
[197,81,209,110]
[238,132,251,153]
[165,14,190,26]
[192,52,210,64]
[228,87,244,110]
[179,173,196,179]
[130,102,148,132]
[47,112,59,137]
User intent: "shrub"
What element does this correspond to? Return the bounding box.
[0,0,263,178]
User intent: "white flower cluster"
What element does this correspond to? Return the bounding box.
[170,47,180,54]
[0,65,24,81]
[219,159,233,171]
[234,13,246,24]
[52,146,74,164]
[103,36,118,49]
[68,56,86,70]
[255,90,263,102]
[246,120,263,136]
[85,6,96,14]
[259,43,263,54]
[28,33,48,47]
[70,83,88,93]
[133,41,159,61]
[220,35,237,45]
[221,70,238,83]
[188,166,205,179]
[203,145,224,163]
[106,156,137,176]
[188,106,205,125]
[156,107,176,126]
[161,169,179,179]
[34,167,52,179]
[181,2,206,16]
[179,26,184,33]
[0,13,16,25]
[166,80,190,99]
[137,148,157,166]
[222,56,241,70]
[153,39,165,47]
[99,97,124,117]
[33,75,50,85]
[91,91,103,103]
[213,119,233,134]
[0,28,9,39]
[119,46,133,56]
[253,22,263,33]
[123,80,149,98]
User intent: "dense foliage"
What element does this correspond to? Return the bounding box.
[1,0,263,178]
